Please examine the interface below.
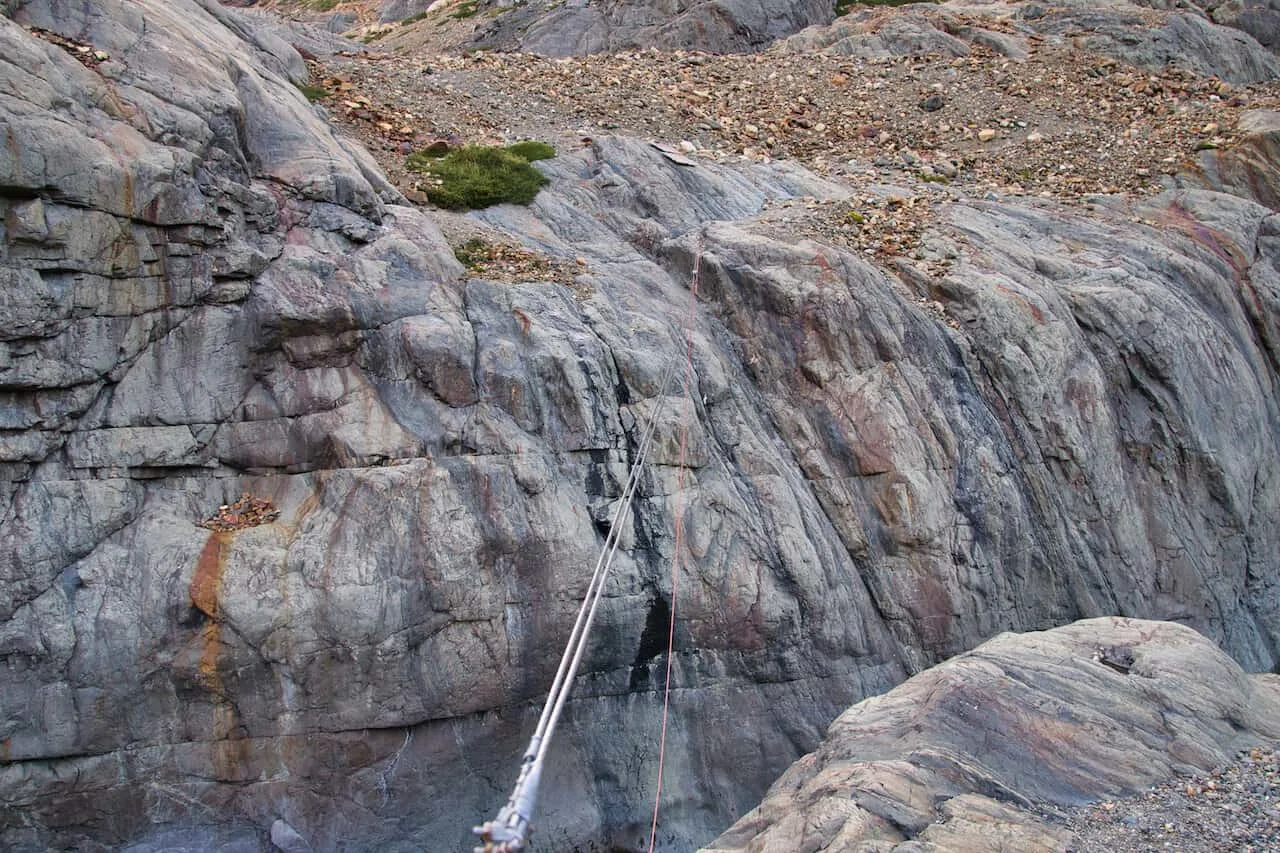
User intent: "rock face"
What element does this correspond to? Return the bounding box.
[702,618,1280,852]
[1140,0,1280,54]
[784,0,1279,83]
[2,2,1280,853]
[450,0,834,56]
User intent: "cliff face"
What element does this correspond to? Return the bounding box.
[1,1,1279,852]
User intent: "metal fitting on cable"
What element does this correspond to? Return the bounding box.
[473,745,542,852]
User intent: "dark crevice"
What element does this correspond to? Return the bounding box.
[628,592,670,691]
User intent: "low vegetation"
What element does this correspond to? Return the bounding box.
[296,82,329,102]
[836,0,935,16]
[452,237,492,270]
[450,0,480,19]
[406,142,555,210]
[504,140,556,162]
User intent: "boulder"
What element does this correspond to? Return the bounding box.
[461,0,835,56]
[702,618,1280,852]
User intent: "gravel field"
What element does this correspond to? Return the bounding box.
[1059,746,1280,853]
[294,5,1280,265]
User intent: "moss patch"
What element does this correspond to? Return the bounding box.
[406,142,555,210]
[505,140,556,162]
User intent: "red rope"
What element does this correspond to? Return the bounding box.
[648,248,701,853]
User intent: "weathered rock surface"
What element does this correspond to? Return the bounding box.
[1186,109,1280,209]
[2,1,1280,853]
[428,0,833,56]
[1140,0,1280,53]
[702,618,1280,852]
[784,0,1279,82]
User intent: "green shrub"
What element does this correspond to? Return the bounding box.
[450,0,480,19]
[505,140,556,162]
[406,143,555,210]
[307,0,339,10]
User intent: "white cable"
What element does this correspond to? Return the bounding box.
[475,356,681,852]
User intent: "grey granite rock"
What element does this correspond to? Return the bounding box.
[701,618,1280,852]
[786,0,1277,79]
[459,0,834,56]
[1138,0,1280,53]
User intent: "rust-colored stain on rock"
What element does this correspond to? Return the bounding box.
[191,531,229,620]
[188,531,253,779]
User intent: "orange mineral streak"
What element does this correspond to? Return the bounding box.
[191,531,230,620]
[191,533,229,699]
[189,531,251,778]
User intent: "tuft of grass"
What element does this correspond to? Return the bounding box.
[296,82,329,102]
[403,11,428,23]
[450,0,480,19]
[453,237,491,269]
[406,142,555,210]
[504,140,556,162]
[307,0,339,11]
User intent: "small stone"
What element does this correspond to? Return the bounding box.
[678,139,697,153]
[93,50,109,61]
[1025,131,1044,144]
[744,123,759,138]
[919,93,945,112]
[978,128,997,142]
[1200,122,1219,135]
[934,160,958,179]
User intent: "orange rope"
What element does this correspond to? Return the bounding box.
[648,248,701,853]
